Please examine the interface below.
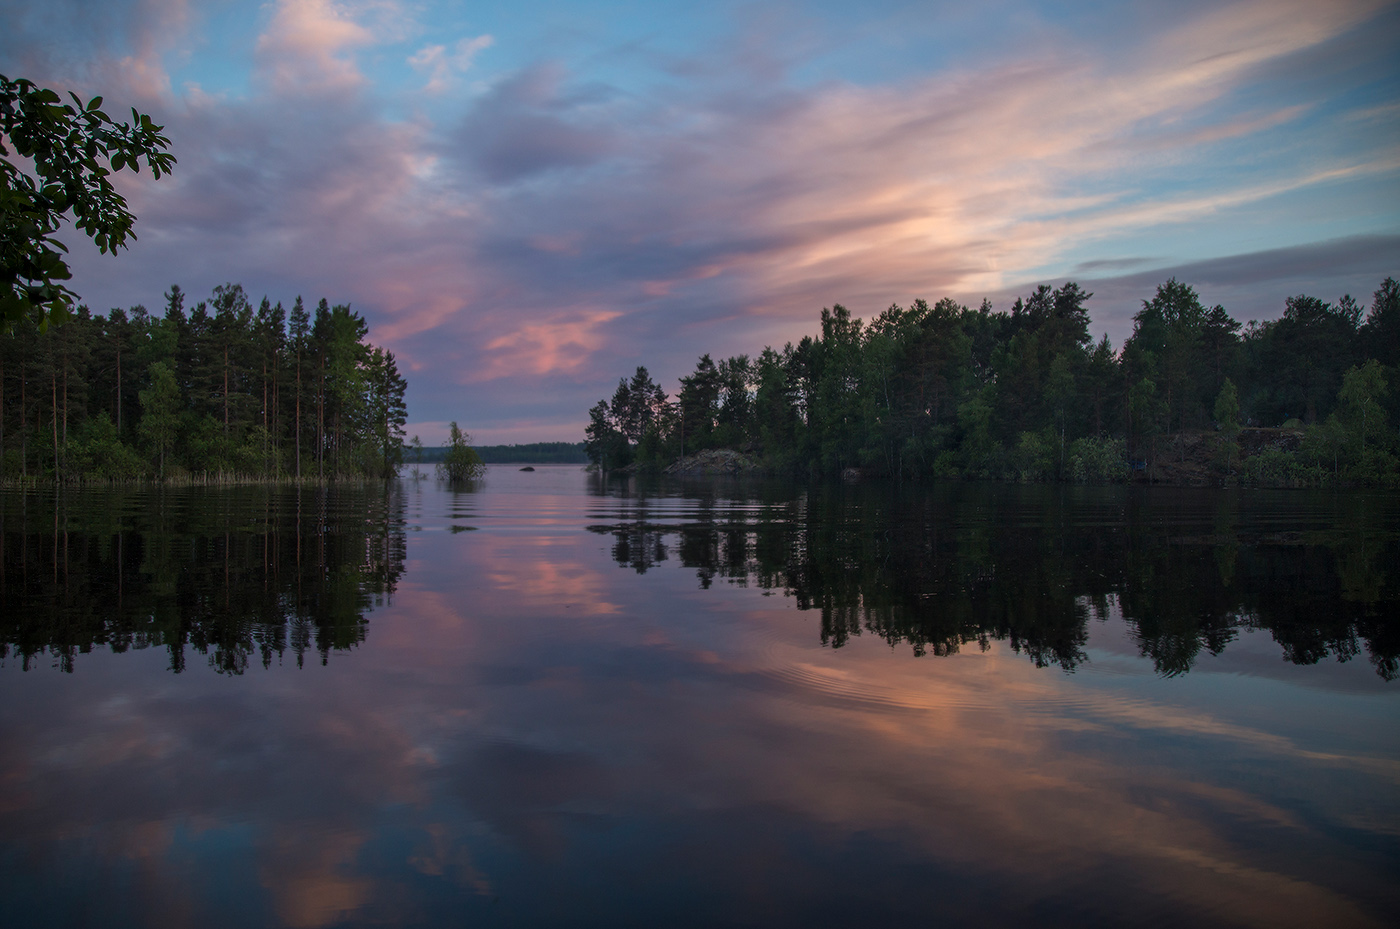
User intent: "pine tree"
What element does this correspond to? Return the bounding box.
[366,346,407,477]
[288,296,309,480]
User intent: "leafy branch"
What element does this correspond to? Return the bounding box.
[1,74,176,329]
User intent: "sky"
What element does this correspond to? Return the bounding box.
[2,0,1397,444]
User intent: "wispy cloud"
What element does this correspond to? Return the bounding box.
[1063,233,1400,345]
[409,34,494,94]
[8,0,1395,442]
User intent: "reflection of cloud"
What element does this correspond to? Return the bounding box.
[485,555,620,615]
[261,829,370,929]
[714,628,1387,927]
[0,512,1394,925]
[407,822,494,894]
[450,740,613,856]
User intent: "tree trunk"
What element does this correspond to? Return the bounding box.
[51,367,59,478]
[20,371,27,478]
[295,353,302,481]
[317,356,325,481]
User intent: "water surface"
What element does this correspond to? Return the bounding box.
[2,469,1397,927]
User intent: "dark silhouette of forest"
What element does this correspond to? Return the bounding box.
[409,442,588,464]
[0,283,407,481]
[587,277,1400,486]
[589,481,1399,679]
[0,483,407,673]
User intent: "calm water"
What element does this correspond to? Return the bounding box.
[1,469,1397,928]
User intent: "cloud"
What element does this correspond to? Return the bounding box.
[449,64,620,183]
[1074,257,1160,274]
[475,309,623,381]
[409,34,494,94]
[25,0,1400,443]
[254,0,379,93]
[1060,234,1400,346]
[1104,234,1400,294]
[0,0,189,102]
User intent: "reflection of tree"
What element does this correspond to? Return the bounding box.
[1117,540,1241,677]
[1,484,407,673]
[591,483,1398,678]
[610,522,669,574]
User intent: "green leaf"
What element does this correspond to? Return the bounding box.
[1,74,174,330]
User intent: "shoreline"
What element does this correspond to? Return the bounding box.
[599,426,1399,490]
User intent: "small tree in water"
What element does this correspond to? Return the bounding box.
[438,422,485,481]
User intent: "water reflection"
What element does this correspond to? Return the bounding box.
[589,479,1400,679]
[0,470,1396,928]
[0,484,407,673]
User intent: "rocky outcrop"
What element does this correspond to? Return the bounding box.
[1137,427,1305,485]
[662,449,763,475]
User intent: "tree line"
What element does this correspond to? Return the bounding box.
[0,283,408,481]
[586,277,1400,485]
[407,441,587,464]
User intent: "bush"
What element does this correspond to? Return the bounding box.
[1348,448,1400,487]
[1069,436,1127,483]
[930,449,960,479]
[1014,430,1054,482]
[1243,447,1308,487]
[438,421,485,482]
[233,426,281,477]
[1211,436,1240,474]
[67,414,144,480]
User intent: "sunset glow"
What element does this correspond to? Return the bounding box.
[2,0,1396,442]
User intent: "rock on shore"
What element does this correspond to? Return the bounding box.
[662,449,762,475]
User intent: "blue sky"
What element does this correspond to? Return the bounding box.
[2,0,1397,443]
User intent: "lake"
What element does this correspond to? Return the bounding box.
[2,468,1397,928]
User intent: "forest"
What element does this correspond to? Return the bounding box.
[586,277,1400,486]
[0,283,408,481]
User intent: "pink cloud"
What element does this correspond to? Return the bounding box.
[475,309,624,382]
[20,0,1395,441]
[254,0,379,93]
[409,34,494,94]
